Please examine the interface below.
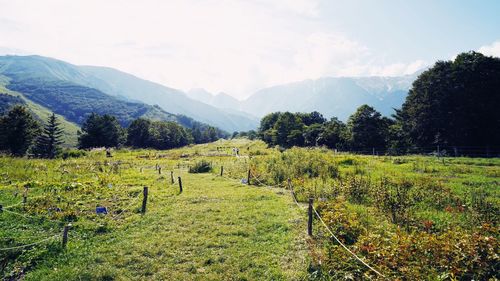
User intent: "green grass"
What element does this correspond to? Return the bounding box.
[1,139,498,280]
[0,141,308,280]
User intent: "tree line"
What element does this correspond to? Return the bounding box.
[0,108,224,158]
[257,52,500,156]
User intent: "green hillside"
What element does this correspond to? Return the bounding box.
[0,56,229,145]
[0,55,258,132]
[0,77,79,147]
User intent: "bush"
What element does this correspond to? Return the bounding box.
[188,160,212,173]
[59,149,87,159]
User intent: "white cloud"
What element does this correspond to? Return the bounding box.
[478,41,500,57]
[0,0,426,99]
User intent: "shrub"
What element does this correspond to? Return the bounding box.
[59,149,87,159]
[188,160,212,173]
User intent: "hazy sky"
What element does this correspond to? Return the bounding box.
[0,0,499,99]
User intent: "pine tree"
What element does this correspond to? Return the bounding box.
[34,113,64,158]
[0,106,40,156]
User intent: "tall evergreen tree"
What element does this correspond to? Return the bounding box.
[0,106,40,156]
[34,113,64,158]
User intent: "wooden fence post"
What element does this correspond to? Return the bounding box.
[287,178,291,190]
[171,171,174,184]
[141,186,148,214]
[178,177,183,193]
[247,169,251,185]
[308,198,313,236]
[62,224,70,248]
[220,166,224,177]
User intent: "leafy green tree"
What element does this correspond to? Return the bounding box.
[247,130,257,140]
[303,123,324,146]
[347,105,391,151]
[33,113,64,158]
[78,113,125,149]
[0,106,40,156]
[272,112,304,147]
[148,121,192,149]
[318,117,347,149]
[127,118,152,148]
[259,112,282,145]
[191,126,203,144]
[203,126,218,142]
[299,111,326,126]
[397,52,500,154]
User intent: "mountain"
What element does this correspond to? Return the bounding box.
[239,73,421,121]
[0,55,233,145]
[187,89,241,110]
[0,55,258,133]
[77,66,258,132]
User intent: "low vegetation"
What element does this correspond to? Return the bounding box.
[2,139,497,280]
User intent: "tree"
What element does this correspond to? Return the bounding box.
[148,121,192,149]
[191,126,203,144]
[259,112,282,145]
[272,112,304,147]
[127,118,152,148]
[347,105,391,152]
[318,117,347,149]
[203,126,218,143]
[303,123,324,146]
[247,130,257,140]
[299,111,326,126]
[78,113,125,149]
[396,52,500,155]
[33,113,64,158]
[0,106,40,156]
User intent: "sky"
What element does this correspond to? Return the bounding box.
[0,0,499,99]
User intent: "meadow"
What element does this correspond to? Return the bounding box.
[1,139,498,280]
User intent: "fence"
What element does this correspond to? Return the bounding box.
[1,158,386,278]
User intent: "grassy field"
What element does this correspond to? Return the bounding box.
[1,139,499,280]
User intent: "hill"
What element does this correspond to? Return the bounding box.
[0,55,258,132]
[0,76,80,146]
[0,56,232,145]
[77,65,258,132]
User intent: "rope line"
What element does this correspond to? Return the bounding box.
[0,234,59,251]
[250,171,283,189]
[312,206,386,278]
[110,193,142,220]
[2,209,64,224]
[3,194,46,209]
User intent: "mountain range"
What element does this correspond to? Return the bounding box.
[188,73,420,122]
[0,55,421,146]
[0,55,259,134]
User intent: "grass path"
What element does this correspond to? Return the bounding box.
[24,169,308,280]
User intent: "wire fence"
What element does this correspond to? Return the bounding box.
[3,158,385,278]
[247,168,386,277]
[337,145,500,158]
[0,234,59,251]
